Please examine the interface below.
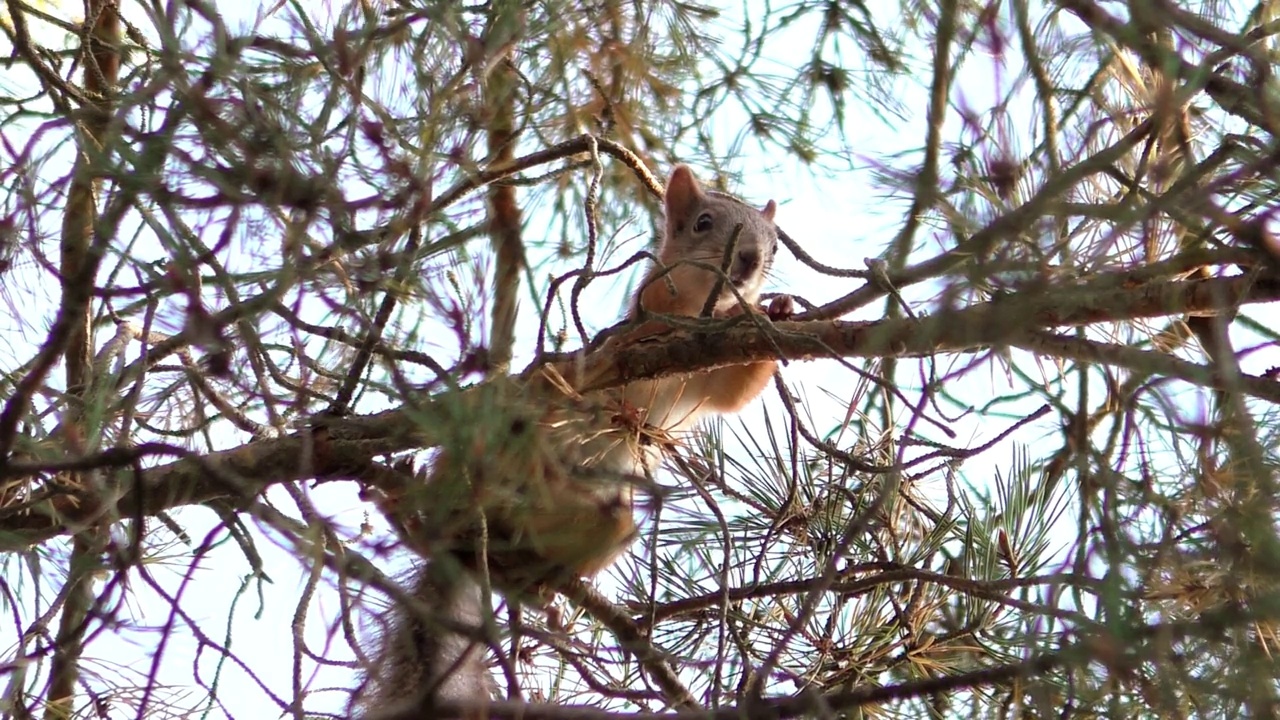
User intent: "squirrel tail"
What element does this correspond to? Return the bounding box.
[355,562,497,719]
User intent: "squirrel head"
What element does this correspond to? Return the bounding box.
[641,164,779,317]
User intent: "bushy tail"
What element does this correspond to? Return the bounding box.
[354,562,497,719]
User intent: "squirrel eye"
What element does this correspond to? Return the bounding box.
[693,212,713,233]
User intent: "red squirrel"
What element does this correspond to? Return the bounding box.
[355,164,792,719]
[617,162,793,424]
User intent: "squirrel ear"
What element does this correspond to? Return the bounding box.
[761,200,777,221]
[664,165,705,225]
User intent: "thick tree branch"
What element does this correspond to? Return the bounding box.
[3,272,1278,549]
[575,273,1280,394]
[42,0,121,715]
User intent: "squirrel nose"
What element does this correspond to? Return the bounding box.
[736,247,760,272]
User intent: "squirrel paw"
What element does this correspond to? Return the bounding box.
[766,294,795,321]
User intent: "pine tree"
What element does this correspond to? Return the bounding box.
[3,0,1280,717]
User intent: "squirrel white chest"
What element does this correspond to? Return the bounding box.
[621,375,713,436]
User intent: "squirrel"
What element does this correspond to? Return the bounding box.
[352,164,792,719]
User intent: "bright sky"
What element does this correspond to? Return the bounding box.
[1,0,1267,718]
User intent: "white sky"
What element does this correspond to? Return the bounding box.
[1,0,1272,718]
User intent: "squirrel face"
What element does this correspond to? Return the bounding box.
[641,165,779,317]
